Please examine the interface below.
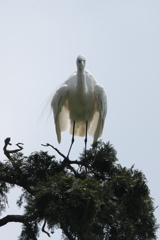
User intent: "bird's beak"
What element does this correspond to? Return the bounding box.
[80,60,85,67]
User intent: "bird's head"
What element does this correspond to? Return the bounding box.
[76,55,86,72]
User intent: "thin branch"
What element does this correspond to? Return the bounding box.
[41,143,81,165]
[3,138,24,160]
[41,143,66,159]
[42,219,50,238]
[41,143,89,178]
[0,215,25,227]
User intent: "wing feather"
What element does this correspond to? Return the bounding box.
[51,85,69,143]
[92,84,107,142]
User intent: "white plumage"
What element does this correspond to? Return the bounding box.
[51,55,107,154]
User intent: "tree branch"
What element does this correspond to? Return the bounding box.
[41,143,66,159]
[41,143,81,165]
[3,138,24,160]
[42,219,50,237]
[0,215,25,227]
[41,143,85,177]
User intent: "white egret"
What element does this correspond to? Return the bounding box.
[51,55,107,157]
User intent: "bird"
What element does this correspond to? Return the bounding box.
[51,55,107,157]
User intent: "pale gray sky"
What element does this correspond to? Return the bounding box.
[0,1,160,239]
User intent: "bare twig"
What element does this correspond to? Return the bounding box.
[41,143,90,178]
[41,143,82,165]
[41,143,66,159]
[42,219,50,237]
[3,138,24,160]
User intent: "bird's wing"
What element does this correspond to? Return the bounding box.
[89,83,107,142]
[51,84,69,143]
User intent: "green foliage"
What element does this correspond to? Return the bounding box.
[19,221,39,240]
[0,181,9,215]
[0,142,158,239]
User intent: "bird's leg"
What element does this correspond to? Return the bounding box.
[83,121,88,173]
[67,121,75,159]
[84,121,88,155]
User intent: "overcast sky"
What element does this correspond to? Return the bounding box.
[0,1,160,239]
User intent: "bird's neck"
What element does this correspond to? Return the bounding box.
[76,72,87,92]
